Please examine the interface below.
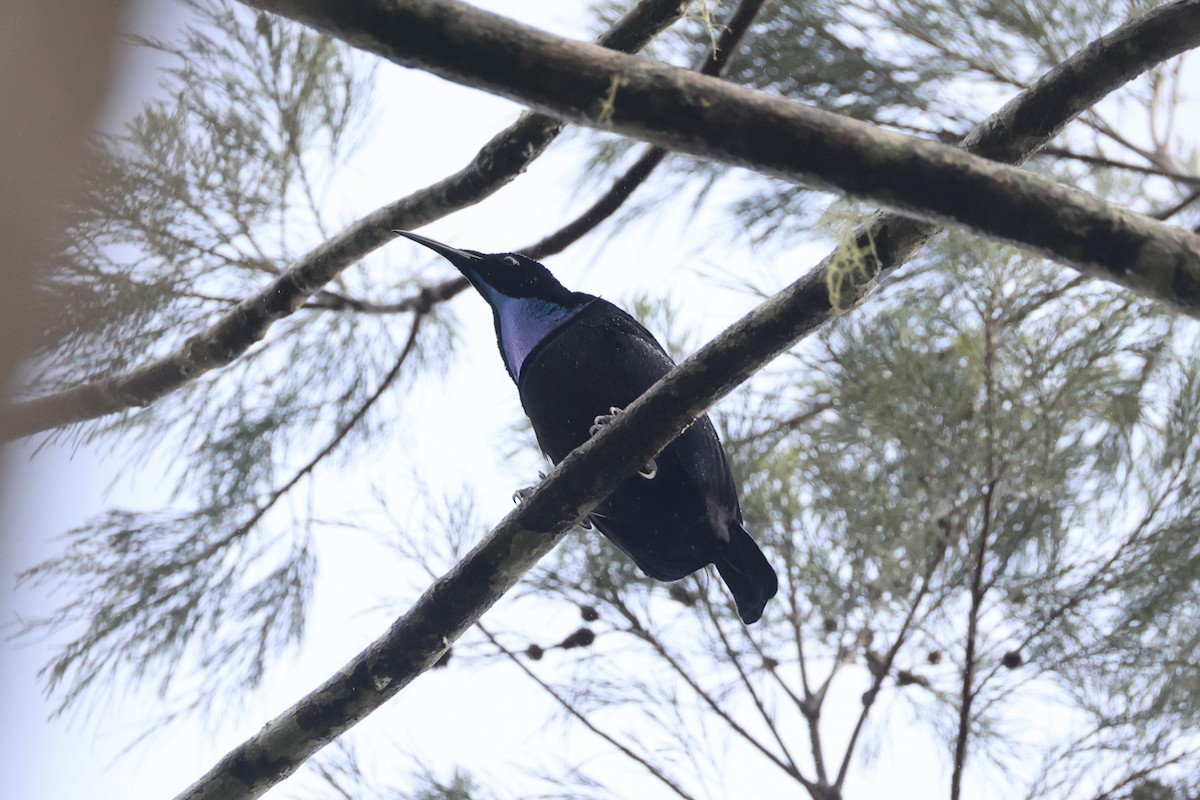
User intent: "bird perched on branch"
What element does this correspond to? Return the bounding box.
[394,231,777,624]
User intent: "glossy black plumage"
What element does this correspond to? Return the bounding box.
[395,231,778,623]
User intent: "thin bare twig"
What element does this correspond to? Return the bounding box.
[1154,187,1200,222]
[476,623,698,800]
[736,593,830,784]
[833,530,949,792]
[951,305,999,800]
[1037,145,1200,185]
[224,306,427,547]
[779,580,834,787]
[699,593,803,778]
[610,598,814,791]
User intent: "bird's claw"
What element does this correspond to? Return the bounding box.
[589,406,624,437]
[590,406,657,480]
[512,471,548,505]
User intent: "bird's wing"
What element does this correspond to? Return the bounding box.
[592,299,675,361]
[597,300,743,516]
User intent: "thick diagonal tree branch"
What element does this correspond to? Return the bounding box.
[241,0,1200,317]
[0,0,687,443]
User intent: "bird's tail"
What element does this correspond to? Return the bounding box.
[714,523,778,624]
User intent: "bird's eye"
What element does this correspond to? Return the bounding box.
[503,255,519,266]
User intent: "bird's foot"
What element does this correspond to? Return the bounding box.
[589,406,656,479]
[588,406,623,437]
[512,471,548,505]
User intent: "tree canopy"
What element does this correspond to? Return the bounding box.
[4,1,1200,799]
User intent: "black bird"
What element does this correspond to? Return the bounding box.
[395,231,778,624]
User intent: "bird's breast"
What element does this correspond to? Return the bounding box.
[494,296,588,381]
[517,302,674,464]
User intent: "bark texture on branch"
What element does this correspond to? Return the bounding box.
[0,0,688,442]
[242,0,1200,319]
[174,6,1200,797]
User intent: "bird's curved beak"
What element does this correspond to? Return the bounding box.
[392,230,482,269]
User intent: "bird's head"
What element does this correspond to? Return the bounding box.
[393,230,578,307]
[393,230,593,381]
